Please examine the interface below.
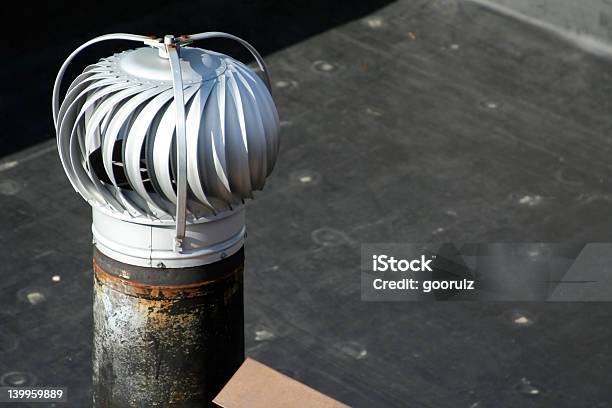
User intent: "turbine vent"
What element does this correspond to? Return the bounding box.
[53,32,280,263]
[56,42,279,220]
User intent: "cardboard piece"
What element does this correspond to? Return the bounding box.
[213,358,350,408]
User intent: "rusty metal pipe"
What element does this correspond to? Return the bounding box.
[92,248,245,407]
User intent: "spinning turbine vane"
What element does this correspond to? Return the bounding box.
[53,32,280,407]
[54,32,279,265]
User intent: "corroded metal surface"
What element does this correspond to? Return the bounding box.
[92,248,244,407]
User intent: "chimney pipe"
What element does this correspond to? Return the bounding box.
[53,32,280,407]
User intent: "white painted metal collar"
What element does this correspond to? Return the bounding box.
[92,205,245,268]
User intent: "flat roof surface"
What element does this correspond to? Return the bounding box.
[1,1,612,407]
